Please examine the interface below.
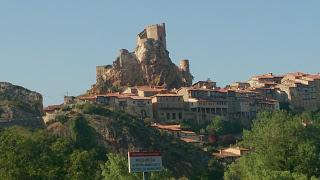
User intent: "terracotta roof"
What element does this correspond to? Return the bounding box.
[306,74,320,80]
[80,96,96,100]
[129,96,152,100]
[105,93,121,97]
[151,124,181,131]
[192,80,216,86]
[181,130,197,134]
[136,86,167,92]
[184,87,227,93]
[180,138,199,143]
[103,93,131,99]
[213,147,250,158]
[183,87,214,92]
[153,93,183,97]
[253,73,284,79]
[286,72,308,77]
[213,152,241,158]
[43,105,62,111]
[216,88,228,93]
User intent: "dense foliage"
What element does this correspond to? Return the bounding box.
[225,111,320,179]
[206,116,244,136]
[0,126,106,180]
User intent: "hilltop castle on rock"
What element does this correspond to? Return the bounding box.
[91,23,193,94]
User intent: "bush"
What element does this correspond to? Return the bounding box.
[56,113,68,124]
[82,103,112,117]
[69,115,96,149]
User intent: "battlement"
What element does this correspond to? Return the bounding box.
[137,23,167,49]
[145,23,166,31]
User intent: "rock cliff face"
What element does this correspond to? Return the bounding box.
[92,23,193,94]
[0,82,43,119]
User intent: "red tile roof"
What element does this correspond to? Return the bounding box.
[306,74,320,80]
[180,138,199,143]
[151,124,181,131]
[153,93,183,97]
[136,86,167,92]
[43,104,62,113]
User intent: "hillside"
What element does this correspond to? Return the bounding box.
[46,103,213,178]
[0,82,43,128]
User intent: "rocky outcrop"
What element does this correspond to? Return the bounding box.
[92,23,193,94]
[0,82,43,119]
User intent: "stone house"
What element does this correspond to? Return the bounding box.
[151,94,185,123]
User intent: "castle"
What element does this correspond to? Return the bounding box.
[95,23,193,88]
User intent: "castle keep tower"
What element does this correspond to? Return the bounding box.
[137,23,167,49]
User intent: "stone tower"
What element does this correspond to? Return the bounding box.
[137,23,167,49]
[180,59,190,73]
[180,59,193,86]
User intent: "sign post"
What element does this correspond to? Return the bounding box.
[128,151,162,180]
[143,172,148,180]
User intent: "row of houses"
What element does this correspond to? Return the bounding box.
[244,72,320,111]
[73,80,279,124]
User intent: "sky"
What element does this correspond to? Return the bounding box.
[1,1,320,106]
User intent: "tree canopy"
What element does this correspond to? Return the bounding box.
[225,111,320,179]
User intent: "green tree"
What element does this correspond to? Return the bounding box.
[69,115,95,149]
[197,158,224,180]
[67,150,97,180]
[206,116,225,135]
[101,153,140,180]
[0,126,105,179]
[225,111,320,179]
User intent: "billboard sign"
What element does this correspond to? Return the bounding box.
[128,152,162,173]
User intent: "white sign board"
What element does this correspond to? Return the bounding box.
[128,152,162,173]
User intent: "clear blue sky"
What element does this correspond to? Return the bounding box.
[1,1,320,105]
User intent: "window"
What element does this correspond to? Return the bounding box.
[178,113,182,119]
[172,113,176,120]
[166,113,170,119]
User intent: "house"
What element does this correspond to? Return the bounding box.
[151,94,185,123]
[177,87,228,123]
[127,96,153,119]
[43,105,63,124]
[192,80,217,89]
[123,86,168,97]
[151,123,201,145]
[213,147,251,163]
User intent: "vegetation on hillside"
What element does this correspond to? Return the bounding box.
[10,103,222,179]
[2,99,320,179]
[225,111,320,179]
[0,126,106,179]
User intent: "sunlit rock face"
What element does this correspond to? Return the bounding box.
[92,23,193,94]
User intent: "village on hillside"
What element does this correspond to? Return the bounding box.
[43,23,320,161]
